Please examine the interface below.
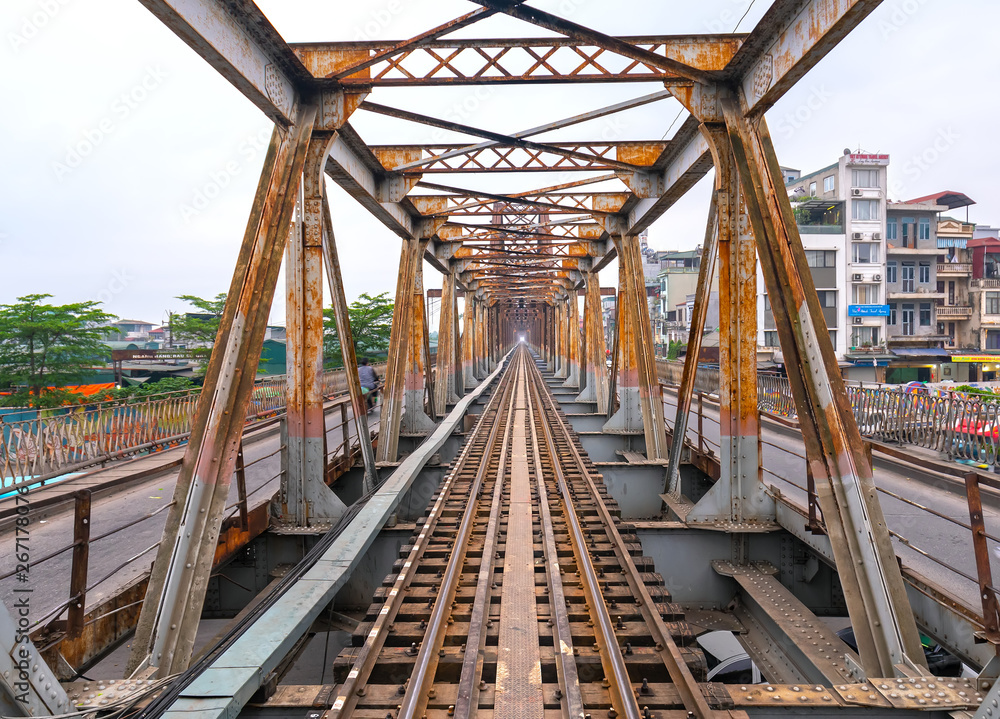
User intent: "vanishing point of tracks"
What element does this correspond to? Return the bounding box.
[328,347,719,718]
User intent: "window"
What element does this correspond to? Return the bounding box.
[918,261,930,284]
[852,284,880,305]
[852,199,880,221]
[852,242,880,264]
[919,302,931,326]
[888,303,897,326]
[987,292,1000,315]
[809,181,817,196]
[829,330,836,348]
[886,218,898,241]
[823,175,835,193]
[901,304,915,336]
[816,290,837,308]
[988,330,1000,351]
[919,217,931,240]
[901,262,915,293]
[763,294,771,310]
[805,249,836,267]
[763,331,780,348]
[852,326,880,347]
[852,169,880,188]
[886,262,897,284]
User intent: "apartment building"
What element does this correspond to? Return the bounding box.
[761,150,891,379]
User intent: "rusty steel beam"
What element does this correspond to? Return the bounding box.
[685,126,773,528]
[576,272,609,411]
[468,2,716,84]
[728,0,883,117]
[136,0,307,126]
[720,88,925,677]
[292,37,741,86]
[666,186,720,495]
[388,90,672,173]
[280,132,347,527]
[360,101,645,173]
[128,105,317,677]
[321,185,378,494]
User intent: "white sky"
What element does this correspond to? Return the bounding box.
[1,0,997,326]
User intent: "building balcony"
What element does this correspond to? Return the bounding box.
[798,224,844,235]
[887,290,946,300]
[972,278,1000,289]
[936,304,973,319]
[885,245,942,256]
[937,262,972,276]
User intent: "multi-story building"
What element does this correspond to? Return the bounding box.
[655,248,705,351]
[762,150,893,379]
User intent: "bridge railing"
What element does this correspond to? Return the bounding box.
[656,359,1000,465]
[0,363,386,487]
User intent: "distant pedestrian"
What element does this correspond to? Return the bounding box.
[358,358,380,410]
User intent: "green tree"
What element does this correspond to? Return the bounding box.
[171,293,227,350]
[0,294,116,405]
[323,292,394,367]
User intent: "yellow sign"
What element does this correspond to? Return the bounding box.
[949,355,1000,362]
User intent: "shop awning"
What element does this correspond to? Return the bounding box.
[891,348,951,358]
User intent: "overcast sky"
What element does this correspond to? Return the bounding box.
[2,0,997,327]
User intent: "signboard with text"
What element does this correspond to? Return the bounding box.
[848,304,891,317]
[849,153,889,165]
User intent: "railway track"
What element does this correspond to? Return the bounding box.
[329,346,722,718]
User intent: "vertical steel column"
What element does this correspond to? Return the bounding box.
[577,273,608,412]
[605,258,640,433]
[435,271,461,411]
[475,298,486,378]
[687,129,773,526]
[280,134,347,526]
[462,295,478,389]
[401,244,436,435]
[128,105,317,676]
[320,188,377,495]
[554,298,568,379]
[721,90,926,677]
[563,290,581,388]
[666,190,720,494]
[376,239,420,462]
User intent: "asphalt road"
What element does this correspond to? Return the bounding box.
[661,389,997,614]
[0,402,377,627]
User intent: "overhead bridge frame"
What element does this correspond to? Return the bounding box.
[7,0,971,716]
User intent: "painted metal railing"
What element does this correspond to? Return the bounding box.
[656,358,1000,465]
[0,364,386,487]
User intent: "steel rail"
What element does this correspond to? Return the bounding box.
[526,360,641,719]
[452,359,519,717]
[397,354,522,719]
[528,353,716,719]
[325,356,520,718]
[525,354,586,719]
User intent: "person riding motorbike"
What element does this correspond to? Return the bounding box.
[358,357,380,411]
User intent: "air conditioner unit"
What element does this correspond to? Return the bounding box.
[852,273,864,281]
[853,317,864,325]
[873,232,882,240]
[873,274,882,281]
[852,232,864,240]
[852,188,864,196]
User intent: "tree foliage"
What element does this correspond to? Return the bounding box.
[0,294,116,404]
[323,292,394,367]
[171,293,227,350]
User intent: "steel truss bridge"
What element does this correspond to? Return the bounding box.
[2,2,998,718]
